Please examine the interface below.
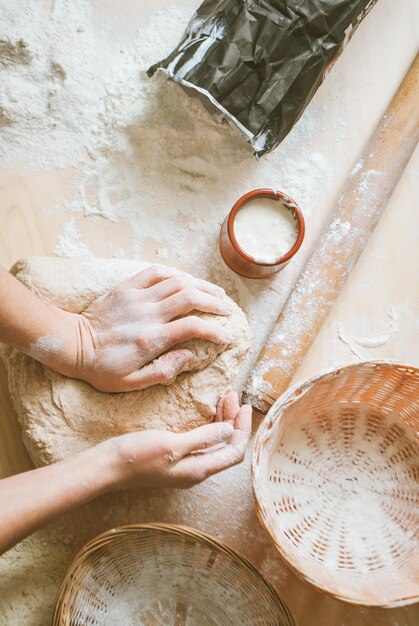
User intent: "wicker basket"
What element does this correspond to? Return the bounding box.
[252,361,419,607]
[53,523,294,626]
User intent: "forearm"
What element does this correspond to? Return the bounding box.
[0,264,235,392]
[0,445,114,554]
[0,393,251,554]
[0,266,77,374]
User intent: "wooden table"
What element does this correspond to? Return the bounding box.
[0,1,418,624]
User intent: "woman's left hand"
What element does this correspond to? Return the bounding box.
[99,391,252,490]
[31,265,233,392]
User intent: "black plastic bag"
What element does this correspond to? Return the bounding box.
[148,0,377,157]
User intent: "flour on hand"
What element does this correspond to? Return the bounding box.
[2,257,251,466]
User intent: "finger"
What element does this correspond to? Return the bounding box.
[175,405,252,482]
[218,404,252,454]
[233,404,253,441]
[121,349,192,391]
[176,422,235,457]
[159,288,233,321]
[145,274,226,302]
[215,395,226,422]
[120,265,178,290]
[158,317,232,350]
[222,391,240,424]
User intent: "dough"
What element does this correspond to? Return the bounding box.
[2,257,251,466]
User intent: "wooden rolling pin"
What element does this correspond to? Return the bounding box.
[243,53,419,413]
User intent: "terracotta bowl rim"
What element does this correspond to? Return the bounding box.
[227,187,305,267]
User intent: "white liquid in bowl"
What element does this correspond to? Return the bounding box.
[233,197,298,262]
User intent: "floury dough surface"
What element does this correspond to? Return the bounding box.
[2,257,250,466]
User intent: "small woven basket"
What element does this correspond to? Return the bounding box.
[253,361,419,607]
[53,523,294,626]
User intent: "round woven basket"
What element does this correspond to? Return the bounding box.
[253,361,419,607]
[53,523,294,626]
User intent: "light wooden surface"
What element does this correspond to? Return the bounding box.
[245,54,419,411]
[0,1,418,625]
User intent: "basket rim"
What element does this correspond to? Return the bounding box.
[52,522,295,626]
[252,360,419,608]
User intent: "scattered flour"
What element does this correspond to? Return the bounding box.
[352,307,399,347]
[155,247,169,260]
[338,307,400,358]
[54,219,93,258]
[0,0,339,390]
[329,218,351,243]
[338,323,363,359]
[357,169,384,194]
[0,5,322,621]
[1,1,416,625]
[30,334,64,356]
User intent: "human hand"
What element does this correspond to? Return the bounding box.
[51,265,233,391]
[101,392,252,490]
[0,391,250,554]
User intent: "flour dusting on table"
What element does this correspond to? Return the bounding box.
[0,2,330,621]
[1,1,418,625]
[0,0,339,381]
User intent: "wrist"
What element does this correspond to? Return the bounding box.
[88,438,129,493]
[60,442,118,500]
[26,306,81,377]
[92,435,145,492]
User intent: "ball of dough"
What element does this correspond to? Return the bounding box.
[2,257,251,466]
